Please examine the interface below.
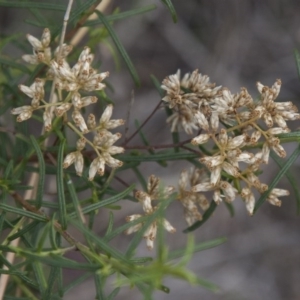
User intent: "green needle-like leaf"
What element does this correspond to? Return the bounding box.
[0,204,47,222]
[169,237,227,260]
[30,135,45,209]
[119,151,197,162]
[57,139,67,230]
[254,145,300,213]
[71,220,131,265]
[95,11,140,86]
[183,200,217,233]
[0,1,66,10]
[160,0,178,23]
[294,49,300,80]
[270,152,300,214]
[86,5,156,26]
[68,184,135,218]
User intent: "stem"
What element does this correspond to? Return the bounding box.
[124,138,192,150]
[123,101,163,146]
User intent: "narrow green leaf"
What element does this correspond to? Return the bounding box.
[57,139,67,230]
[183,200,217,233]
[104,214,149,242]
[95,11,140,86]
[160,0,178,23]
[61,273,92,294]
[0,56,30,73]
[69,0,98,25]
[7,220,40,241]
[65,175,84,224]
[32,262,47,295]
[105,211,114,236]
[254,145,300,213]
[270,152,300,214]
[169,237,227,260]
[196,277,219,292]
[30,135,45,209]
[68,184,135,218]
[86,5,156,26]
[130,257,153,264]
[119,151,197,162]
[33,255,101,271]
[107,287,121,300]
[132,166,147,190]
[224,202,234,217]
[4,160,14,179]
[0,1,66,10]
[44,267,60,299]
[0,204,47,222]
[71,220,130,264]
[0,254,38,289]
[94,273,105,300]
[294,49,300,80]
[278,130,300,142]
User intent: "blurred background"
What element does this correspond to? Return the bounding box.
[1,0,300,299]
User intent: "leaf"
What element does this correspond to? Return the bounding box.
[183,200,217,233]
[71,220,131,265]
[0,203,47,222]
[7,220,40,241]
[132,166,147,191]
[105,211,114,236]
[44,267,60,299]
[65,175,84,224]
[95,11,140,86]
[57,139,67,230]
[86,5,156,26]
[68,184,135,218]
[104,214,149,242]
[0,254,39,289]
[119,151,197,162]
[30,135,45,209]
[160,0,178,23]
[169,237,227,260]
[294,49,300,80]
[35,255,101,271]
[61,273,92,294]
[0,1,66,10]
[270,151,300,214]
[94,273,105,300]
[254,145,300,213]
[107,287,121,300]
[69,0,98,25]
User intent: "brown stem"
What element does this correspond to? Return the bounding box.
[122,101,163,146]
[65,0,102,41]
[124,138,192,150]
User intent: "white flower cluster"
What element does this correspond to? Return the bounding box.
[162,70,300,216]
[11,29,124,180]
[125,175,176,250]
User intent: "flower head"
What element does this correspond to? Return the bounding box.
[125,175,176,250]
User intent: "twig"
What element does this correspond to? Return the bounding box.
[124,138,192,150]
[124,90,135,141]
[70,0,112,46]
[122,100,163,146]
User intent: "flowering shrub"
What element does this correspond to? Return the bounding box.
[1,1,300,299]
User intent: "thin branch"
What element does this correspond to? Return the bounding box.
[124,90,135,141]
[124,138,192,150]
[122,100,163,146]
[65,0,103,42]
